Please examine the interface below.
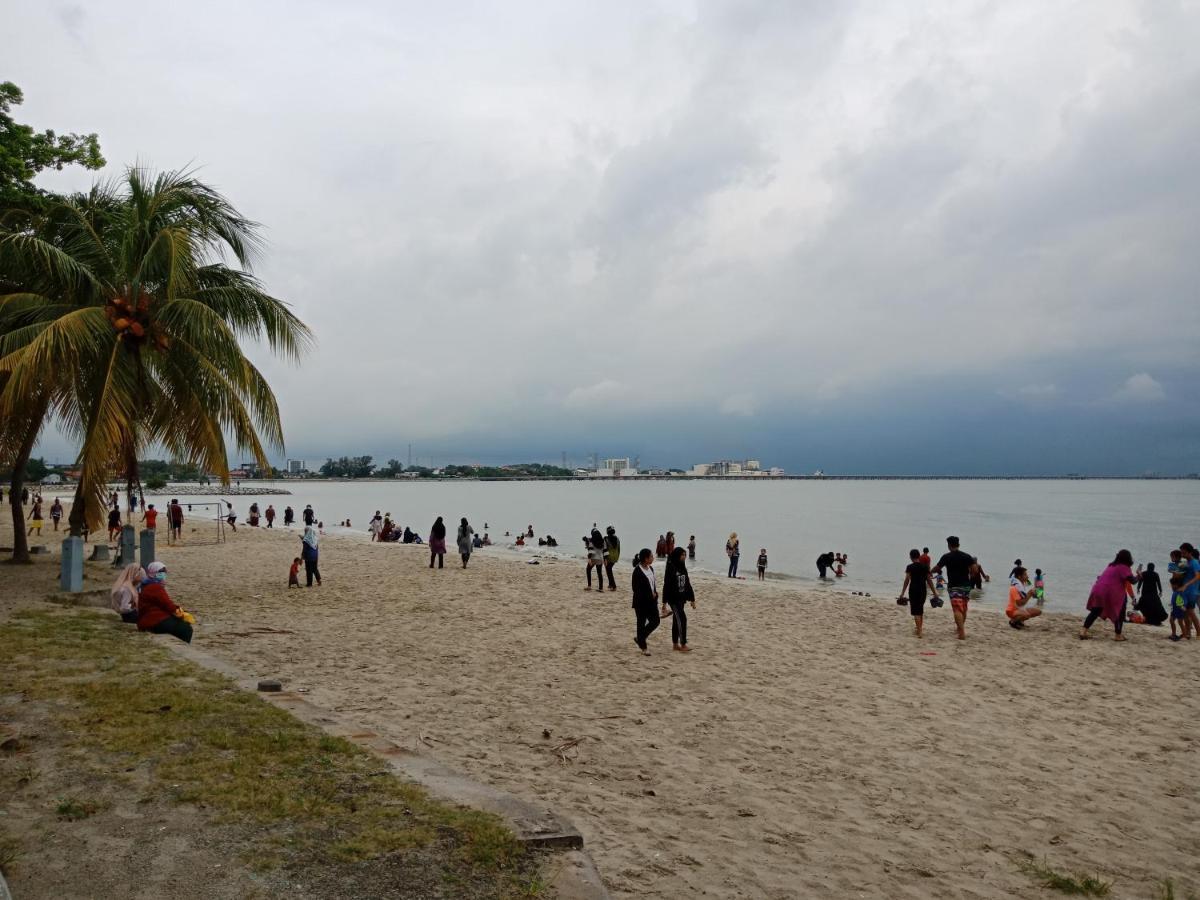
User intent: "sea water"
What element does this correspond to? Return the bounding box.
[111,478,1200,608]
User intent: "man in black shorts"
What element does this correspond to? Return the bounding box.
[897,548,939,638]
[931,535,977,640]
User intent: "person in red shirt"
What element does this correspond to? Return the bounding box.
[141,504,158,530]
[135,562,193,643]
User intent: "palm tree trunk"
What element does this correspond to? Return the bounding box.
[67,479,89,538]
[6,417,39,564]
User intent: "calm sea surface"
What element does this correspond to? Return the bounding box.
[104,479,1199,608]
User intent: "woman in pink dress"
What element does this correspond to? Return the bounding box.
[1080,549,1138,641]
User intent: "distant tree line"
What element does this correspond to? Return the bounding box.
[315,457,573,479]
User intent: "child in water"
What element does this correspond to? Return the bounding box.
[1034,568,1046,606]
[757,549,768,581]
[289,557,301,588]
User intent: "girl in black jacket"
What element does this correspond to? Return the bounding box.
[631,548,659,655]
[663,547,696,651]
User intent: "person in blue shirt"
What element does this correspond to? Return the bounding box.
[1179,543,1200,639]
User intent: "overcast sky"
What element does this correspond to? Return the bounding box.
[8,0,1200,474]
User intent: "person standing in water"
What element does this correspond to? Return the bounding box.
[265,504,276,528]
[930,535,978,640]
[687,536,696,560]
[429,516,447,568]
[663,547,696,652]
[457,518,475,568]
[283,505,294,527]
[726,532,740,577]
[632,548,660,656]
[897,548,938,638]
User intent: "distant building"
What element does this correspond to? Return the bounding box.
[286,459,307,475]
[41,474,63,485]
[592,457,639,477]
[689,459,783,477]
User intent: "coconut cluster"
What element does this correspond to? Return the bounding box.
[105,291,169,351]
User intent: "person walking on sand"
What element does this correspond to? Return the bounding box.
[603,526,621,591]
[584,535,606,590]
[50,497,63,531]
[429,516,447,568]
[107,506,122,542]
[301,526,322,587]
[457,517,475,568]
[1081,550,1138,641]
[168,499,184,542]
[1006,567,1042,630]
[663,547,696,652]
[632,548,660,656]
[726,532,740,577]
[141,503,158,531]
[930,535,978,640]
[897,548,939,638]
[224,501,238,532]
[369,510,383,541]
[27,497,43,537]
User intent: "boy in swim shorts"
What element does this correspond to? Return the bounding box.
[931,535,977,640]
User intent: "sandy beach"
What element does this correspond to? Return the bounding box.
[4,515,1198,899]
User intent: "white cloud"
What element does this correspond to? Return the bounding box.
[564,380,629,410]
[1111,373,1165,404]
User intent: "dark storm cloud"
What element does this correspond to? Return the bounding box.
[9,0,1200,472]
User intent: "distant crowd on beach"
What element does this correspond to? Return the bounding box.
[22,487,1188,655]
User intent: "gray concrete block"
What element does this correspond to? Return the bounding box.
[60,536,84,592]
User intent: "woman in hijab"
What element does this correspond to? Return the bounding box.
[429,516,447,569]
[631,548,660,656]
[1081,549,1138,641]
[1135,562,1168,626]
[663,546,696,652]
[301,526,322,587]
[111,564,145,624]
[135,561,193,643]
[726,532,740,578]
[457,517,475,568]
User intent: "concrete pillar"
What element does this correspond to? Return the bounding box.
[89,544,110,562]
[139,528,156,568]
[60,536,83,592]
[116,524,136,568]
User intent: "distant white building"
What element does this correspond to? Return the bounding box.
[592,457,639,477]
[689,459,783,477]
[287,459,307,475]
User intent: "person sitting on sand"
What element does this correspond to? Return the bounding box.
[288,557,301,588]
[111,564,145,624]
[897,548,938,638]
[248,502,260,527]
[1080,549,1138,641]
[632,548,660,656]
[663,547,696,652]
[135,562,194,643]
[1006,567,1042,629]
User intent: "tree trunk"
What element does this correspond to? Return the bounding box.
[67,479,89,538]
[6,417,39,564]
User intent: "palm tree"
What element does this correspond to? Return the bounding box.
[0,168,312,544]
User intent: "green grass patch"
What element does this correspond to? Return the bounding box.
[0,608,541,895]
[1017,857,1112,896]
